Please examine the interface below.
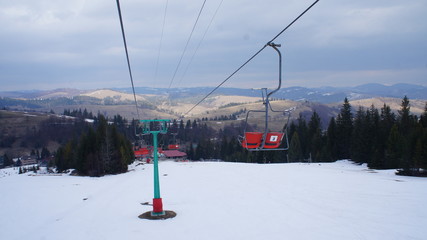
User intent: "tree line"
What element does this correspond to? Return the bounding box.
[3,96,425,176]
[183,96,427,174]
[54,96,427,175]
[55,115,134,177]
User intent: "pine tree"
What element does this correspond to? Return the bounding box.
[41,147,50,159]
[296,114,309,159]
[352,107,369,164]
[421,103,427,128]
[413,135,423,171]
[420,129,427,170]
[288,132,302,162]
[336,98,353,159]
[398,96,411,134]
[385,124,400,169]
[377,103,396,168]
[366,105,382,168]
[3,154,12,167]
[397,96,415,172]
[308,111,322,162]
[220,135,228,160]
[327,117,338,161]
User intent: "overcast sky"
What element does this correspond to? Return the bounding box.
[1,0,426,91]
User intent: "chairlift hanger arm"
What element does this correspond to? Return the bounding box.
[242,109,267,133]
[266,42,282,100]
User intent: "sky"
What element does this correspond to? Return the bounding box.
[0,0,426,91]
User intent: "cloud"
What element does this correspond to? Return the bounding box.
[0,0,426,91]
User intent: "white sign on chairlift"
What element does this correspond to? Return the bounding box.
[269,135,278,142]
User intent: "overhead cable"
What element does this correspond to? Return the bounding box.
[183,0,320,117]
[115,0,140,119]
[154,0,169,83]
[176,0,224,87]
[167,0,207,89]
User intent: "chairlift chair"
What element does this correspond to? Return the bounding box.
[166,121,180,150]
[239,42,292,151]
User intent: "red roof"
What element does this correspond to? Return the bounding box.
[162,150,187,158]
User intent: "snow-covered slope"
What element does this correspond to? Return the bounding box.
[1,161,426,240]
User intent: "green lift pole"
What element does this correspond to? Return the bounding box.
[140,119,170,216]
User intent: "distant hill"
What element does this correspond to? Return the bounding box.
[2,83,426,103]
[0,84,425,123]
[114,83,427,103]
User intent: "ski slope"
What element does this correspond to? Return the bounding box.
[1,160,426,240]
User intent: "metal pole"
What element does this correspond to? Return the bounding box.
[152,131,165,216]
[153,132,161,199]
[267,42,282,99]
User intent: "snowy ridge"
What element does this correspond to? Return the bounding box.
[0,160,426,240]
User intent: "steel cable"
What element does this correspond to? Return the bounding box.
[115,0,140,119]
[183,0,320,117]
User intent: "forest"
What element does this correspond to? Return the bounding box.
[2,96,426,177]
[179,96,427,176]
[54,114,134,177]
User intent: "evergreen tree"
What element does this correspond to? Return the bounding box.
[398,96,411,133]
[308,111,322,162]
[220,135,228,160]
[366,105,382,168]
[351,107,369,164]
[296,114,309,159]
[54,114,133,176]
[385,124,400,169]
[418,129,427,170]
[376,103,396,169]
[336,98,353,159]
[327,117,338,161]
[412,125,424,171]
[287,121,297,149]
[420,103,427,128]
[380,104,396,131]
[3,154,12,167]
[41,147,50,159]
[397,96,415,172]
[187,144,195,160]
[288,132,302,162]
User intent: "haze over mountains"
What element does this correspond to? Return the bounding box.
[1,83,426,123]
[2,83,426,102]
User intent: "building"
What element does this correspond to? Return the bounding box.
[162,150,187,160]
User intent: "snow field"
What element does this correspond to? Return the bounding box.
[0,160,426,240]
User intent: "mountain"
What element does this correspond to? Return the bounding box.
[113,83,427,104]
[0,84,425,123]
[2,83,426,103]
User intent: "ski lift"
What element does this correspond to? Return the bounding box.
[166,120,180,150]
[239,42,291,151]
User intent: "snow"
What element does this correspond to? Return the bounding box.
[1,160,426,240]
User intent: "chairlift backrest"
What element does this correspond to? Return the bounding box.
[263,132,284,149]
[242,132,264,149]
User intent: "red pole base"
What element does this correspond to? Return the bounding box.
[153,198,164,214]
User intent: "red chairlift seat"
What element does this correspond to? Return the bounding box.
[263,132,284,149]
[242,132,263,149]
[241,132,285,149]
